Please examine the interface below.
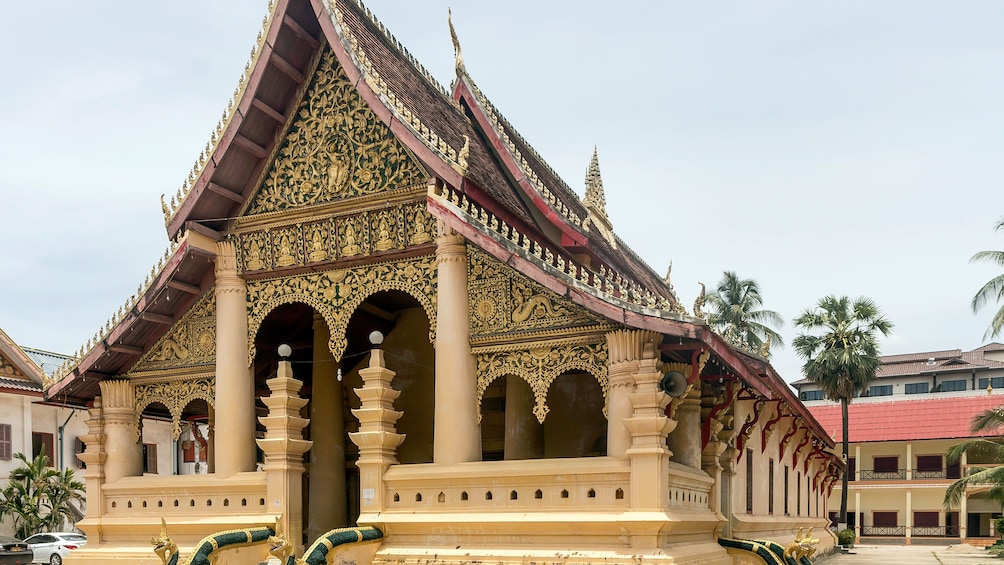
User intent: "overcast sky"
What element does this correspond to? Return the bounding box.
[1,0,1002,384]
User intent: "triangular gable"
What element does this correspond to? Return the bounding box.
[0,351,31,381]
[0,327,43,387]
[244,48,428,216]
[130,293,217,374]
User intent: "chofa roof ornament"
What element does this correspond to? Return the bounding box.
[581,147,616,248]
[448,8,467,78]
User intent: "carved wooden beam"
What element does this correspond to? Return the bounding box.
[270,52,305,84]
[108,344,144,355]
[206,181,244,204]
[282,15,320,49]
[139,312,174,325]
[251,98,287,124]
[233,134,268,159]
[166,280,201,295]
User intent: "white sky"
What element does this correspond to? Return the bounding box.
[1,0,1002,384]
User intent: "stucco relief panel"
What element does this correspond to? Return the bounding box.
[245,48,426,215]
[132,293,216,372]
[134,377,214,440]
[246,255,437,363]
[475,340,609,424]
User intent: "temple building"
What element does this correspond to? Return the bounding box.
[44,1,841,563]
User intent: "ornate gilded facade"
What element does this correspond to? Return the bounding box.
[45,2,841,564]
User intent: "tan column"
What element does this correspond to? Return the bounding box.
[214,240,256,477]
[667,388,702,470]
[504,375,543,459]
[257,358,312,553]
[906,488,912,542]
[308,315,347,539]
[433,223,480,464]
[960,492,968,539]
[99,380,143,482]
[604,346,637,458]
[854,444,861,481]
[854,490,861,538]
[906,441,913,480]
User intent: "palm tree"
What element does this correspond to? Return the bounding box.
[971,218,1004,338]
[793,295,893,527]
[0,449,85,539]
[705,271,784,356]
[944,407,1004,510]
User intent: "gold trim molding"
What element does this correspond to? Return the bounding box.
[246,255,437,363]
[134,377,215,440]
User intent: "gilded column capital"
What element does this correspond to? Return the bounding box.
[215,241,245,292]
[605,329,661,364]
[98,380,135,411]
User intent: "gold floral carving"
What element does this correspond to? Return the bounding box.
[475,340,608,423]
[133,293,216,371]
[246,255,437,362]
[134,377,215,440]
[0,354,28,380]
[246,49,426,215]
[235,204,435,274]
[468,249,603,338]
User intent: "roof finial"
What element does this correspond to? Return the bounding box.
[584,146,608,221]
[448,8,466,78]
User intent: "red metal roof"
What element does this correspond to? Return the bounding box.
[806,395,1004,443]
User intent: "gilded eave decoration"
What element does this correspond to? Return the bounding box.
[234,202,434,272]
[475,337,609,424]
[134,377,215,440]
[0,354,28,381]
[246,255,437,363]
[468,248,609,341]
[132,293,217,372]
[245,48,427,215]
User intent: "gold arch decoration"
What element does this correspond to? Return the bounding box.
[474,338,609,423]
[245,48,427,215]
[246,255,437,363]
[134,377,215,440]
[132,293,216,372]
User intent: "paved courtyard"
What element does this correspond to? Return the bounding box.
[819,543,999,565]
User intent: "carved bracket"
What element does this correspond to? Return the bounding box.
[779,417,803,459]
[761,401,787,452]
[736,398,766,461]
[701,379,735,450]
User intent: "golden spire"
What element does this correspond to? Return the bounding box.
[448,8,466,78]
[584,146,608,221]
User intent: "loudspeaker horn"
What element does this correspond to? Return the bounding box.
[659,370,689,397]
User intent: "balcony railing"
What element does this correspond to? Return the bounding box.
[912,526,959,537]
[854,468,962,481]
[861,526,905,536]
[860,469,906,480]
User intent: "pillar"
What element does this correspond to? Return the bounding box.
[308,315,347,539]
[206,407,215,474]
[256,357,312,553]
[214,240,256,477]
[854,490,861,538]
[504,375,542,459]
[667,387,702,470]
[433,223,480,464]
[854,444,861,481]
[76,397,107,521]
[906,441,913,480]
[621,330,675,548]
[350,348,406,519]
[98,380,143,483]
[906,488,912,542]
[960,492,968,539]
[604,331,638,458]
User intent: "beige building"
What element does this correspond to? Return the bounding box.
[0,328,88,536]
[42,1,840,563]
[797,344,1004,544]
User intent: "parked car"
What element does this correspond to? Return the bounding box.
[22,533,86,565]
[0,536,32,565]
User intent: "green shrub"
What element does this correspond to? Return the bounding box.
[836,529,856,547]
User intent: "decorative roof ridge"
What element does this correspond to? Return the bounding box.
[324,0,468,176]
[430,181,696,320]
[50,234,185,388]
[461,76,584,226]
[346,0,453,100]
[160,0,278,229]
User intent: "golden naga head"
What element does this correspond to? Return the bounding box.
[268,517,295,564]
[151,518,179,565]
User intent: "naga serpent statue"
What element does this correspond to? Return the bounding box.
[268,518,383,565]
[152,518,382,565]
[151,518,274,565]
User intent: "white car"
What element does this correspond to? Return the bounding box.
[22,533,86,565]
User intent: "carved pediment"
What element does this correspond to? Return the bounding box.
[468,248,608,340]
[0,353,29,381]
[132,293,216,372]
[245,48,427,216]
